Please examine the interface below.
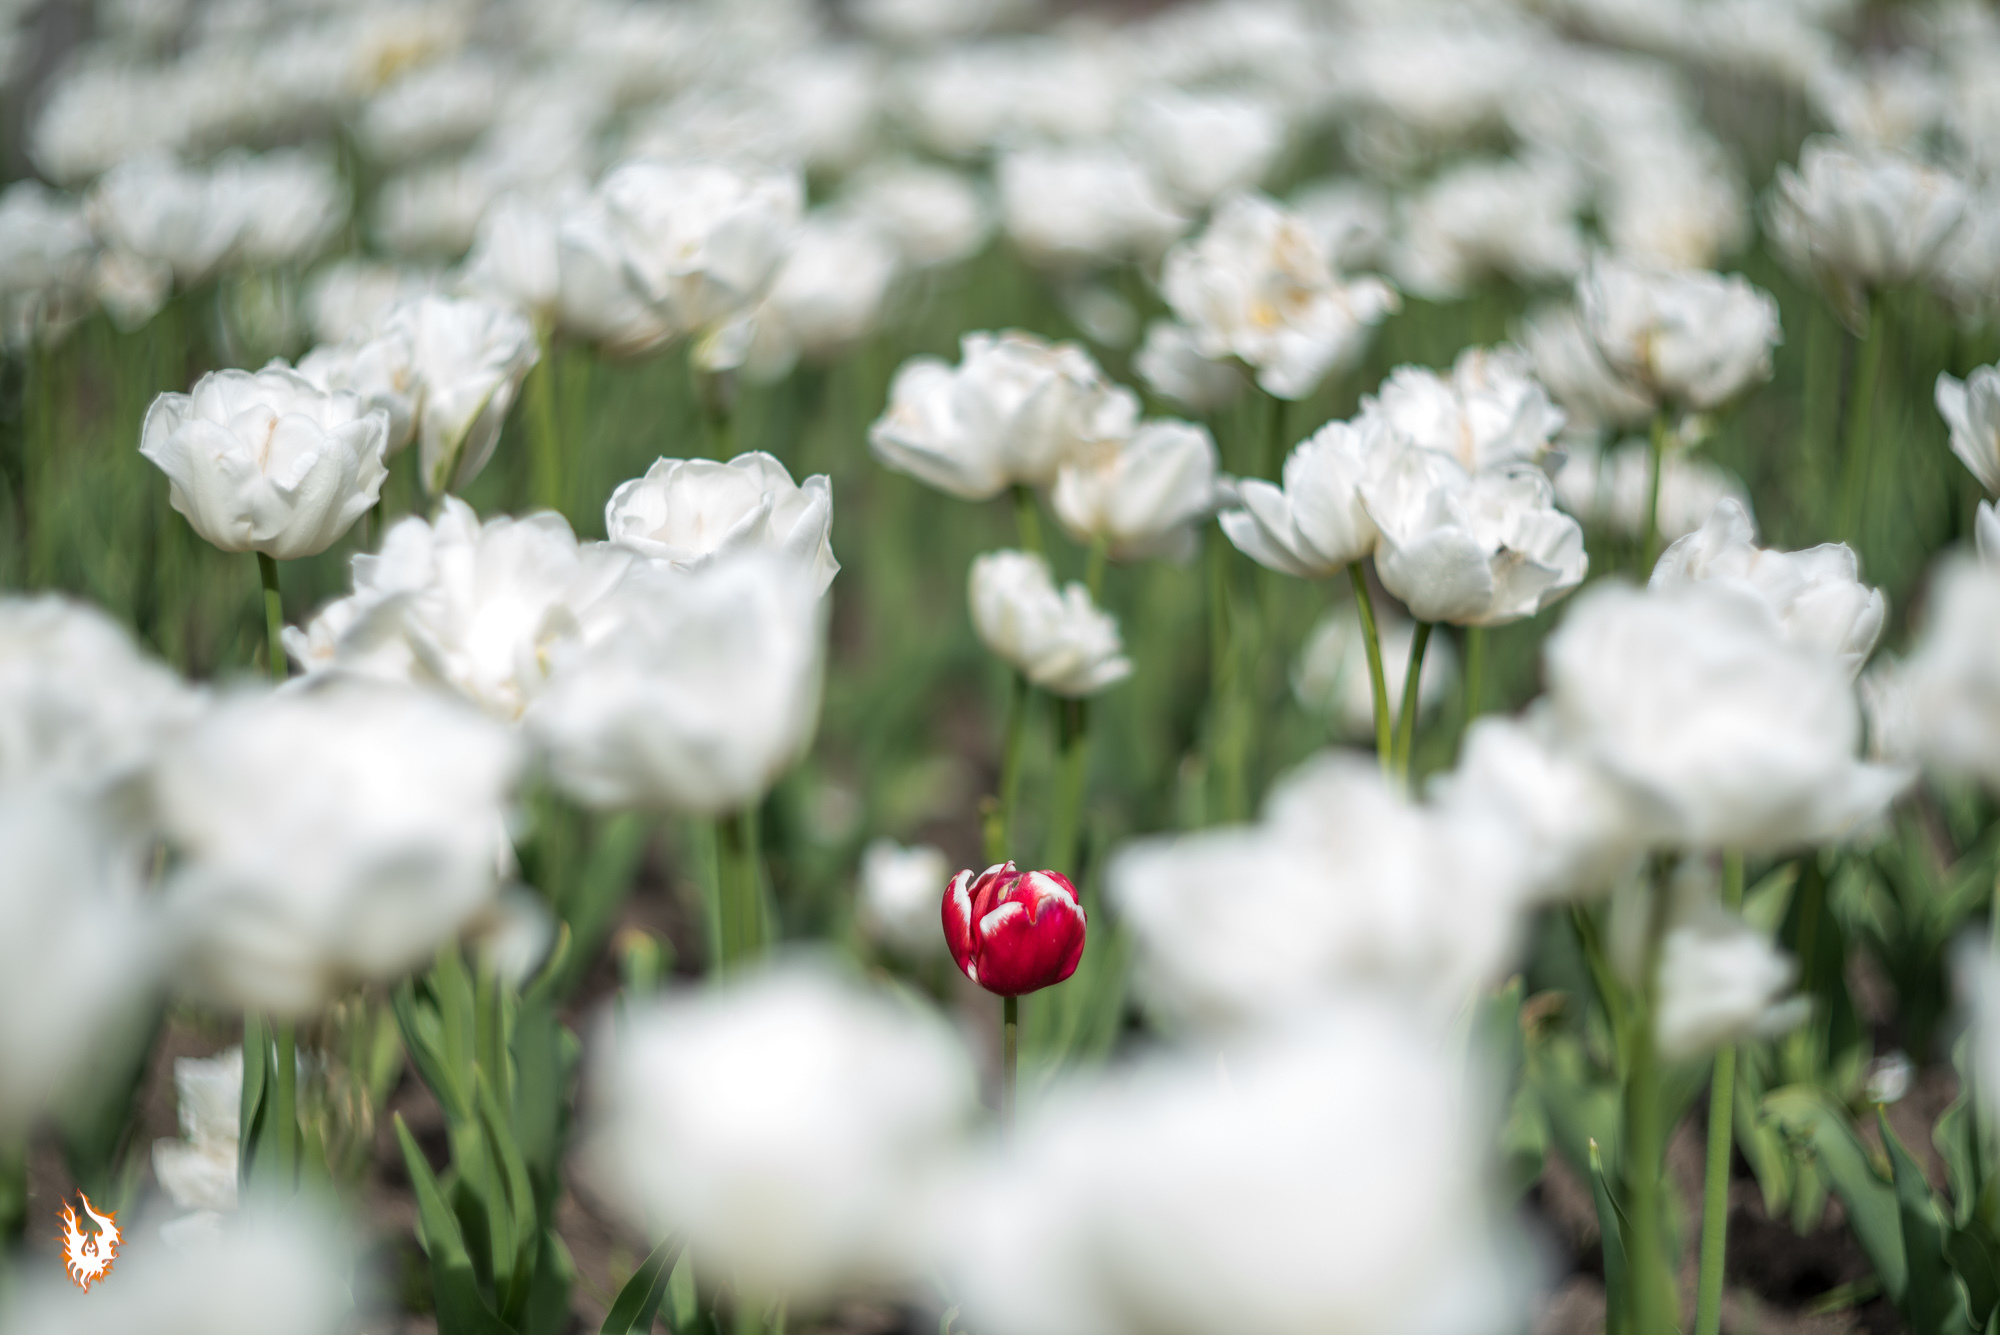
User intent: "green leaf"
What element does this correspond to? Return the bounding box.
[1883,1109,1973,1335]
[601,1234,685,1335]
[522,1228,576,1335]
[1764,1086,1906,1302]
[477,1072,540,1325]
[559,813,652,995]
[239,1013,267,1189]
[1588,1138,1630,1335]
[395,980,471,1124]
[396,1114,514,1335]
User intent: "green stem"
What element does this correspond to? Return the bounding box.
[1463,625,1486,726]
[1001,994,1019,1135]
[527,329,563,515]
[1085,534,1108,602]
[987,673,1031,865]
[1349,564,1393,776]
[273,1020,298,1189]
[1044,698,1090,876]
[1836,304,1888,547]
[1011,484,1043,555]
[1642,413,1670,572]
[1262,390,1289,481]
[716,810,763,971]
[1622,866,1679,1335]
[1696,850,1746,1335]
[257,551,286,683]
[0,1138,24,1245]
[1394,621,1434,788]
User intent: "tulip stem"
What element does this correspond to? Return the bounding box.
[1085,534,1109,602]
[716,810,763,971]
[1349,564,1393,776]
[1836,304,1887,548]
[1621,868,1678,1335]
[1045,698,1090,877]
[1463,625,1486,727]
[1011,485,1043,555]
[1696,850,1746,1335]
[1001,994,1019,1134]
[989,672,1031,865]
[1641,413,1669,572]
[1394,621,1433,788]
[527,329,563,516]
[257,552,286,683]
[273,1020,298,1190]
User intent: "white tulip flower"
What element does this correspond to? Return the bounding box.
[968,550,1132,697]
[1518,301,1654,433]
[0,180,97,347]
[840,160,992,269]
[139,366,391,560]
[1292,602,1455,741]
[598,159,804,331]
[554,196,678,357]
[1651,498,1885,676]
[530,554,825,816]
[220,150,347,269]
[586,961,975,1303]
[605,451,838,594]
[1220,416,1389,579]
[86,155,242,286]
[1052,419,1218,562]
[1554,436,1751,544]
[1980,501,2000,567]
[699,215,902,382]
[1938,366,2000,495]
[858,838,951,958]
[1123,88,1284,209]
[1655,903,1808,1061]
[1363,451,1587,626]
[459,193,563,321]
[996,144,1188,268]
[1162,192,1399,401]
[1544,581,1909,852]
[1579,257,1782,411]
[383,294,539,497]
[1899,557,2000,789]
[304,258,441,345]
[358,56,503,166]
[1290,179,1394,273]
[870,331,1137,501]
[156,679,523,1017]
[152,1047,243,1219]
[1365,346,1566,471]
[285,498,634,722]
[1391,154,1589,301]
[295,324,420,455]
[1133,319,1244,414]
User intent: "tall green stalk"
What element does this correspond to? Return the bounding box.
[1044,698,1090,876]
[1463,625,1486,726]
[1695,850,1748,1335]
[272,1020,298,1188]
[1394,621,1434,788]
[1641,413,1670,572]
[715,810,763,971]
[1836,304,1888,548]
[987,672,1031,865]
[1622,872,1679,1335]
[526,330,563,516]
[1349,564,1393,775]
[1001,994,1019,1135]
[257,551,286,683]
[1012,484,1043,555]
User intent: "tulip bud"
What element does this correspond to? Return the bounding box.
[942,862,1086,996]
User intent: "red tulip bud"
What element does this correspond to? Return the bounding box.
[942,861,1087,996]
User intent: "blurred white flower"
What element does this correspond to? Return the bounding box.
[152,1046,242,1217]
[1162,192,1398,400]
[139,365,390,560]
[597,159,804,331]
[1544,581,1909,851]
[459,193,563,322]
[553,195,678,357]
[295,324,420,455]
[1518,301,1654,433]
[1651,498,1884,676]
[1980,501,2000,567]
[1938,366,2000,495]
[530,554,825,816]
[1810,54,1945,153]
[373,161,500,261]
[1392,154,1589,301]
[1221,416,1387,579]
[1292,601,1455,740]
[0,181,98,347]
[605,451,838,594]
[1122,88,1284,209]
[840,160,992,269]
[1366,346,1566,471]
[586,960,975,1302]
[1133,319,1243,414]
[384,294,538,497]
[1289,179,1394,272]
[946,1007,1527,1335]
[701,215,901,382]
[1553,436,1750,543]
[1363,452,1587,626]
[1596,131,1749,272]
[870,331,1137,500]
[285,497,633,721]
[1579,257,1781,410]
[969,549,1132,697]
[855,0,1039,44]
[1655,901,1807,1061]
[86,155,240,286]
[858,838,950,958]
[157,680,522,1017]
[357,55,503,165]
[92,246,172,333]
[221,150,347,269]
[304,258,441,345]
[1899,557,2000,788]
[1052,419,1217,562]
[996,144,1187,268]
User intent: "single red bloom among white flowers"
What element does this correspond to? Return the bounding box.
[942,862,1087,996]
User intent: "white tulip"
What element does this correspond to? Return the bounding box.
[946,1008,1527,1335]
[1220,416,1389,579]
[1292,602,1455,742]
[530,554,825,815]
[858,839,951,958]
[459,193,563,321]
[840,160,992,269]
[699,215,901,382]
[1390,154,1589,301]
[1554,436,1751,544]
[1290,179,1394,272]
[92,246,172,333]
[86,155,241,285]
[870,331,1137,501]
[1544,581,1909,851]
[1363,451,1587,626]
[156,679,522,1017]
[968,550,1131,697]
[1123,88,1284,209]
[285,497,634,722]
[605,451,838,594]
[304,258,441,345]
[1133,319,1244,415]
[1938,366,2000,495]
[220,150,347,269]
[1052,419,1217,562]
[586,961,974,1303]
[996,144,1188,268]
[1651,498,1885,676]
[1899,557,2000,788]
[1579,257,1782,410]
[597,159,803,330]
[295,324,420,455]
[1655,902,1808,1061]
[1162,192,1399,400]
[554,195,677,357]
[358,56,503,165]
[1364,346,1566,471]
[139,366,390,560]
[1980,501,2000,567]
[0,180,97,346]
[1518,301,1654,433]
[372,162,499,261]
[383,294,539,497]
[152,1047,243,1218]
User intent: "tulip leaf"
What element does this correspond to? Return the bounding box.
[601,1234,685,1335]
[1588,1138,1630,1335]
[395,980,471,1124]
[239,1013,267,1189]
[522,1227,576,1335]
[1764,1085,1906,1303]
[557,813,652,996]
[396,1114,514,1335]
[1882,1109,1973,1335]
[477,1071,540,1324]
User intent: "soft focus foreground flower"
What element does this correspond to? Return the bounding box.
[1544,581,1908,851]
[597,159,803,331]
[1162,192,1399,400]
[1363,452,1587,626]
[1579,257,1782,410]
[1113,755,1525,1031]
[606,451,838,594]
[1655,900,1807,1060]
[1292,602,1455,739]
[1051,419,1217,562]
[871,331,1137,500]
[1899,557,2000,788]
[0,795,156,1140]
[383,294,539,496]
[285,498,633,721]
[139,366,390,560]
[1133,318,1244,414]
[968,550,1131,697]
[586,961,975,1303]
[156,680,523,1016]
[1938,366,2000,494]
[859,839,951,958]
[945,1007,1526,1335]
[1220,417,1387,578]
[1651,498,1885,676]
[529,554,825,816]
[944,861,1086,996]
[1365,346,1566,471]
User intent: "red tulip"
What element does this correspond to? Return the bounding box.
[942,861,1087,996]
